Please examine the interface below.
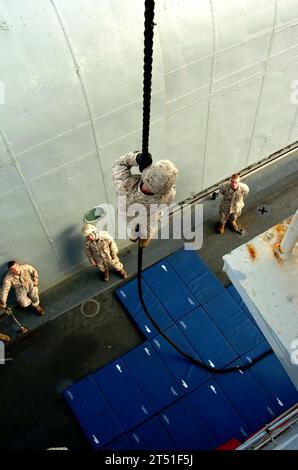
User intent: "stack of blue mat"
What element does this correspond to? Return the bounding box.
[63,249,298,450]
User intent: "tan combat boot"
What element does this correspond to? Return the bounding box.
[139,238,151,248]
[103,269,110,281]
[0,333,10,343]
[230,220,243,233]
[34,305,45,316]
[117,269,128,279]
[217,222,225,234]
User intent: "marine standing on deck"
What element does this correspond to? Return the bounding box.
[0,261,45,316]
[218,173,249,234]
[112,151,178,247]
[82,224,127,282]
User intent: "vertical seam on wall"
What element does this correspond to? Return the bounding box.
[154,11,170,158]
[0,123,65,268]
[201,0,216,190]
[287,104,298,146]
[50,0,110,204]
[245,0,279,167]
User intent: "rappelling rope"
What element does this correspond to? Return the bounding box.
[142,0,155,159]
[138,0,271,373]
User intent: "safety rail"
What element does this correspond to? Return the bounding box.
[236,404,298,450]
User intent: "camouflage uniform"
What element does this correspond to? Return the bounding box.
[112,151,177,240]
[0,264,40,308]
[0,332,10,342]
[219,182,249,224]
[84,231,123,272]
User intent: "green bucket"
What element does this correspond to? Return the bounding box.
[83,206,106,224]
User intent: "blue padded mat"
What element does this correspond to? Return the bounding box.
[187,380,250,447]
[247,353,298,413]
[241,340,272,365]
[186,271,226,305]
[63,375,124,449]
[93,357,153,431]
[158,397,215,450]
[167,248,208,277]
[128,417,176,450]
[65,249,297,450]
[115,278,173,333]
[226,284,257,325]
[129,309,160,339]
[121,342,181,412]
[226,284,241,302]
[215,368,276,434]
[104,435,133,450]
[178,307,238,368]
[217,307,265,356]
[142,261,198,320]
[151,324,211,393]
[167,249,225,304]
[204,292,265,355]
[204,291,246,327]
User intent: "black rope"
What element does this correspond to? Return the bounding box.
[138,0,272,373]
[142,0,155,158]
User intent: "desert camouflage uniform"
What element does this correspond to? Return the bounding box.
[219,182,249,224]
[112,152,176,240]
[0,332,9,342]
[0,264,40,308]
[84,231,123,272]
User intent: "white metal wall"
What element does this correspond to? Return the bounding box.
[0,0,297,289]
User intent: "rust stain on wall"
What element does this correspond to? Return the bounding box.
[272,242,284,264]
[246,243,257,261]
[272,223,286,264]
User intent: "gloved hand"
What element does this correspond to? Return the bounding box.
[136,152,152,172]
[4,306,11,315]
